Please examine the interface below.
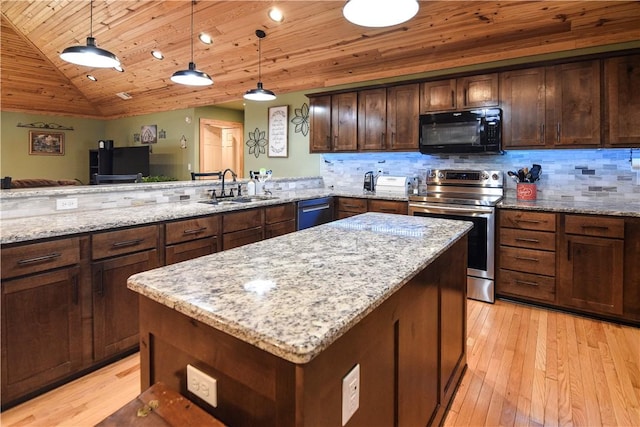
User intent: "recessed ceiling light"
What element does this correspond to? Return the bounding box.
[86,74,97,81]
[268,7,284,22]
[151,50,164,60]
[114,65,124,72]
[199,33,213,44]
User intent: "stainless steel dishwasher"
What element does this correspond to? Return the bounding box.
[297,197,334,230]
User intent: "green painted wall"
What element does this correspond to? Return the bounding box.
[243,91,321,178]
[1,106,243,183]
[0,111,106,183]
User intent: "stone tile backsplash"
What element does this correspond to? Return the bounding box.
[320,148,640,202]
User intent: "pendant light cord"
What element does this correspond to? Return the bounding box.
[257,37,262,81]
[190,0,194,62]
[89,0,93,37]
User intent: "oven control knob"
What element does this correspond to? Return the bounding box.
[428,171,436,178]
[492,173,500,181]
[438,172,444,179]
[481,172,489,180]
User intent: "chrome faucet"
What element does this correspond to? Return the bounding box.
[221,168,237,197]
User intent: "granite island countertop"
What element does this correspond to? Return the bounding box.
[127,212,473,364]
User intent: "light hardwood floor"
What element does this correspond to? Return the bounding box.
[1,299,638,426]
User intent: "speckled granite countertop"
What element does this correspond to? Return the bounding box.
[0,188,407,245]
[499,197,640,217]
[127,212,472,364]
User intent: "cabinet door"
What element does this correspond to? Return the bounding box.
[358,88,387,150]
[500,67,546,148]
[456,73,498,108]
[558,235,624,315]
[92,250,160,361]
[309,95,332,152]
[1,267,82,405]
[605,54,640,147]
[547,61,601,147]
[331,92,358,151]
[265,219,296,239]
[368,199,407,215]
[386,84,419,151]
[420,79,456,112]
[223,227,263,250]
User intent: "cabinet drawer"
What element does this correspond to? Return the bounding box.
[368,199,407,215]
[564,215,624,239]
[265,219,296,239]
[500,210,556,232]
[337,197,367,213]
[498,269,556,303]
[223,227,263,250]
[92,225,158,260]
[500,228,556,251]
[165,216,218,245]
[265,203,295,225]
[1,238,80,279]
[500,246,556,277]
[222,209,263,233]
[165,237,218,265]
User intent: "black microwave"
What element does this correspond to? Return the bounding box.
[419,108,502,154]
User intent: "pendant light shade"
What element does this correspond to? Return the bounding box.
[244,30,276,101]
[60,0,120,68]
[171,0,213,86]
[343,0,419,27]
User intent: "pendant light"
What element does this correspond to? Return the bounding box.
[343,0,419,27]
[244,30,276,101]
[60,0,121,68]
[171,0,213,86]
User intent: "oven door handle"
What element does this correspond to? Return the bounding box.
[409,203,493,215]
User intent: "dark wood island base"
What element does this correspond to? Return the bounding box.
[138,237,467,427]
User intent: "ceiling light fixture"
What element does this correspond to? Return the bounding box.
[171,0,213,86]
[86,74,98,81]
[60,0,121,68]
[198,33,213,45]
[343,0,419,27]
[268,8,284,23]
[243,29,276,102]
[151,50,164,60]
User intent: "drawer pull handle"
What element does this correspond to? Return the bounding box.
[111,239,144,248]
[343,204,361,209]
[380,208,396,213]
[515,279,539,287]
[183,227,207,235]
[515,256,539,262]
[72,275,79,305]
[17,253,61,265]
[516,219,542,224]
[515,238,540,243]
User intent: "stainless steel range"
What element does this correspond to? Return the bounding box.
[408,169,504,303]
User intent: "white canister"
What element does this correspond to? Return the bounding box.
[247,180,256,195]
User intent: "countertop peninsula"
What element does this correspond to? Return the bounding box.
[127,212,472,364]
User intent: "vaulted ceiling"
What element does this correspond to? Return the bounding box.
[2,1,639,119]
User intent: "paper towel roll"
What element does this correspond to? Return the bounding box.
[633,157,640,170]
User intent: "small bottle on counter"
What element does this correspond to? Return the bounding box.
[247,180,256,195]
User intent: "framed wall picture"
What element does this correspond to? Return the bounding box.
[268,105,288,157]
[28,130,64,155]
[141,125,157,144]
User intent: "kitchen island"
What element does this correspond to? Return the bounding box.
[128,212,471,426]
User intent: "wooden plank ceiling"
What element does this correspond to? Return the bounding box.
[1,1,639,119]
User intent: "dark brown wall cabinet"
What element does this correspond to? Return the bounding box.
[501,60,601,148]
[420,73,499,113]
[604,54,640,147]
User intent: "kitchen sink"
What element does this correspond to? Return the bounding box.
[199,195,278,205]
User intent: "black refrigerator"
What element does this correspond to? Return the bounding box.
[89,145,150,184]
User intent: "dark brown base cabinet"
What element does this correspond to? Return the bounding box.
[497,210,639,325]
[138,238,467,427]
[336,197,408,219]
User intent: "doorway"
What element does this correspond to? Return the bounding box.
[199,119,244,178]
